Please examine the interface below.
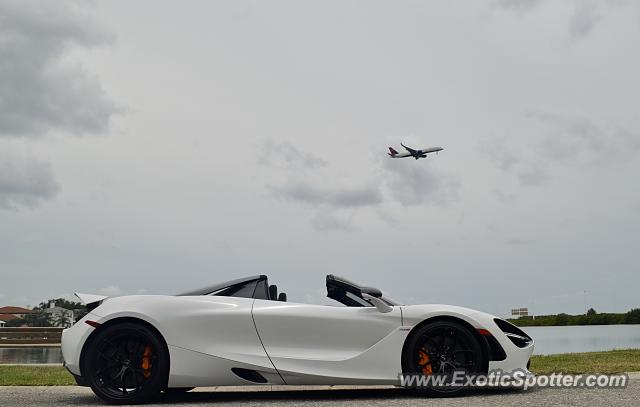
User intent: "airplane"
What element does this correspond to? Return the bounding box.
[388,143,444,160]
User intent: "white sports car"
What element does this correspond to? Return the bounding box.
[62,275,534,404]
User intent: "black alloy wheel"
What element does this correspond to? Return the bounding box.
[84,322,169,404]
[402,320,485,396]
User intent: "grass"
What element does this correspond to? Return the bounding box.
[0,349,639,385]
[0,365,75,386]
[529,349,640,375]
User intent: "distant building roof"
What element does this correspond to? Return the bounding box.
[0,306,34,314]
[0,314,18,321]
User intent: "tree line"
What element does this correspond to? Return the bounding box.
[508,308,640,327]
[2,298,88,327]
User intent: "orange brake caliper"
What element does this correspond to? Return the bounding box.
[418,347,433,375]
[141,346,153,379]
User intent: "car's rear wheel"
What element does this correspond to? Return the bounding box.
[83,322,169,404]
[402,320,485,396]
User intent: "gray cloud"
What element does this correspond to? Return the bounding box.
[0,1,119,138]
[526,111,640,163]
[506,238,536,246]
[264,141,381,231]
[270,178,382,232]
[1,1,639,315]
[96,285,124,297]
[0,154,59,209]
[311,211,354,232]
[259,139,327,170]
[483,136,520,172]
[271,181,383,208]
[493,0,630,38]
[569,2,603,38]
[492,0,544,15]
[383,159,460,206]
[487,111,639,189]
[518,165,549,186]
[493,189,517,204]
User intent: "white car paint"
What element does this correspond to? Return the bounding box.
[402,304,534,374]
[252,300,405,384]
[62,293,534,388]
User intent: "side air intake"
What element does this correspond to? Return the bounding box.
[231,368,268,384]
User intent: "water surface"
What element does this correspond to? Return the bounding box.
[0,347,62,364]
[522,324,640,355]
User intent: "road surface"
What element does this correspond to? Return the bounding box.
[1,381,638,407]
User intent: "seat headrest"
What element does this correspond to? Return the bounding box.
[268,285,278,300]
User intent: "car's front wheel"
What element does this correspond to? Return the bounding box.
[402,320,485,396]
[83,322,169,404]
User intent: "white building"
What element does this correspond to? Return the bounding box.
[43,301,75,328]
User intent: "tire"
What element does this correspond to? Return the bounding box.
[402,320,485,397]
[83,322,169,404]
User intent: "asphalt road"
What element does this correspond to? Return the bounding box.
[1,381,639,407]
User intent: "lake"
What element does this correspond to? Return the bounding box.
[1,324,639,363]
[522,324,640,355]
[0,347,62,364]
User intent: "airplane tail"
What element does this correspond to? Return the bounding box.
[388,147,398,156]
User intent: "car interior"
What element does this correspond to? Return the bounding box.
[179,274,397,306]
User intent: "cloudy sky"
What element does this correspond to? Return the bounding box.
[1,0,639,316]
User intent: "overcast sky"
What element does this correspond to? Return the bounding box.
[1,0,639,317]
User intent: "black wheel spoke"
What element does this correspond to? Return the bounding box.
[102,374,120,388]
[120,369,129,395]
[409,322,483,394]
[89,326,163,402]
[95,363,120,376]
[444,330,456,348]
[98,352,119,364]
[424,338,440,353]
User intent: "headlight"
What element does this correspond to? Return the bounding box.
[494,318,533,348]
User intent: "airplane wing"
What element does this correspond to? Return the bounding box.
[421,147,443,154]
[400,143,418,154]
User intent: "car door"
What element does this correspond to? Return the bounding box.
[251,300,404,384]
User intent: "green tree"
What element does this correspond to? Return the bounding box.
[625,309,640,324]
[34,298,87,324]
[587,308,597,316]
[22,312,53,327]
[52,312,72,328]
[4,318,27,327]
[34,298,84,311]
[555,313,570,326]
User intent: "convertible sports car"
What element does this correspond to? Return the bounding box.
[62,275,534,404]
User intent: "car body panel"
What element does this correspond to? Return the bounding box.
[61,312,100,376]
[63,295,281,386]
[62,278,534,389]
[402,304,535,374]
[252,300,404,384]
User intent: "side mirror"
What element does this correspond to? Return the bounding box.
[362,293,393,313]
